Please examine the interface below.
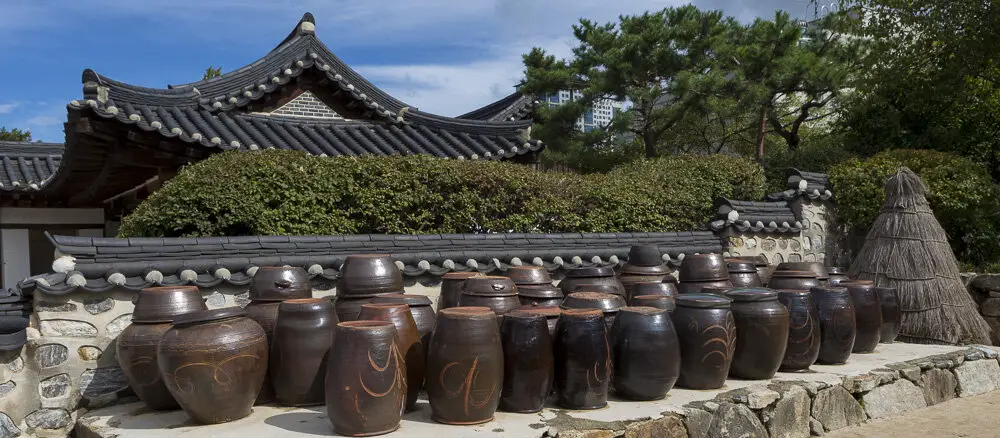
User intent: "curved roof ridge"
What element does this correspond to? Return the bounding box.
[407,109,534,134]
[458,91,536,122]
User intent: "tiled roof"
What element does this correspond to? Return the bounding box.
[19,231,722,294]
[458,91,537,122]
[709,198,803,233]
[765,168,834,202]
[0,142,63,192]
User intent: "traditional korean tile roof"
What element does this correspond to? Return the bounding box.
[765,168,834,202]
[19,231,722,294]
[458,91,538,122]
[0,141,63,192]
[709,198,803,234]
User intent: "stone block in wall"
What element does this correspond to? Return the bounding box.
[623,415,686,438]
[860,379,927,419]
[707,403,767,437]
[981,297,1000,317]
[972,274,1000,293]
[811,386,865,432]
[763,385,810,438]
[953,358,1000,397]
[918,368,957,405]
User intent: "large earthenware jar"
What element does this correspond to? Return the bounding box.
[776,290,820,371]
[157,307,268,424]
[631,295,676,313]
[768,270,821,291]
[610,307,680,401]
[700,286,735,297]
[826,267,850,285]
[514,306,561,337]
[459,276,520,316]
[629,281,679,302]
[560,292,627,330]
[371,294,436,349]
[876,287,902,343]
[426,307,503,425]
[517,284,565,308]
[338,254,405,298]
[620,245,672,291]
[840,281,882,353]
[553,309,611,410]
[244,300,282,404]
[118,286,208,410]
[506,266,554,286]
[810,286,856,364]
[558,266,626,298]
[332,296,374,322]
[673,294,735,390]
[677,279,734,295]
[439,272,484,311]
[678,253,729,282]
[724,289,789,380]
[326,321,406,437]
[270,298,337,407]
[727,261,763,288]
[358,304,425,412]
[499,311,554,413]
[249,266,313,302]
[775,262,829,285]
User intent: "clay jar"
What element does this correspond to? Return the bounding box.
[840,281,882,353]
[724,289,789,380]
[459,276,520,316]
[338,254,405,298]
[726,261,763,288]
[700,286,735,297]
[826,267,851,285]
[558,266,626,298]
[514,306,561,337]
[775,262,829,285]
[326,321,406,437]
[370,294,436,349]
[631,295,676,313]
[358,304,425,412]
[768,270,821,291]
[553,309,612,410]
[426,307,503,425]
[249,266,312,302]
[439,272,484,311]
[776,290,821,371]
[118,286,208,410]
[333,296,374,322]
[270,298,337,407]
[876,287,902,343]
[517,284,565,308]
[506,266,554,286]
[620,244,672,297]
[672,294,735,390]
[630,281,678,301]
[157,307,268,424]
[678,279,734,295]
[810,286,856,364]
[499,311,554,413]
[560,292,627,330]
[610,307,680,400]
[678,253,729,282]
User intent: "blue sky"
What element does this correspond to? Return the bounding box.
[0,0,813,143]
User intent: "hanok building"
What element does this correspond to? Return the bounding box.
[0,13,545,290]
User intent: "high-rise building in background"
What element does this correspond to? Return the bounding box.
[540,91,624,133]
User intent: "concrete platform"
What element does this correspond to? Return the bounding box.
[76,343,975,437]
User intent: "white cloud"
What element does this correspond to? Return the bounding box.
[25,115,62,127]
[0,102,19,114]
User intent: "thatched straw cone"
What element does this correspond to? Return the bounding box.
[847,167,990,345]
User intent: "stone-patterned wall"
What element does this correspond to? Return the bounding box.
[723,198,841,268]
[0,344,37,437]
[724,233,804,266]
[797,198,840,265]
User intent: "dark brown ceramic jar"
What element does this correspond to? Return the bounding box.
[499,311,554,413]
[270,298,337,407]
[876,287,902,343]
[358,304,425,412]
[333,296,375,322]
[553,309,611,410]
[840,281,882,353]
[776,263,829,284]
[514,306,561,337]
[677,279,734,295]
[249,266,313,302]
[620,244,670,277]
[810,286,856,364]
[243,300,283,404]
[724,289,789,380]
[621,275,670,299]
[118,286,208,410]
[459,276,520,316]
[326,321,406,437]
[726,261,763,288]
[516,284,565,308]
[629,281,679,301]
[630,295,676,313]
[610,307,680,400]
[505,266,554,285]
[338,254,405,298]
[426,307,503,425]
[439,272,484,311]
[700,285,735,297]
[370,294,436,349]
[730,256,772,284]
[558,266,626,298]
[157,307,268,424]
[768,270,821,291]
[672,294,735,390]
[678,253,729,282]
[560,292,627,330]
[826,267,850,285]
[776,290,820,371]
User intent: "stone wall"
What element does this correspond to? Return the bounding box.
[721,198,842,268]
[967,274,1000,346]
[724,232,804,266]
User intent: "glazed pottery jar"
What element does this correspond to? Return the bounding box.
[358,304,425,412]
[249,266,312,302]
[776,290,820,371]
[506,266,554,286]
[677,279,734,295]
[876,287,902,343]
[673,294,735,390]
[558,266,626,298]
[338,254,405,297]
[620,245,670,275]
[459,276,520,316]
[724,289,789,380]
[516,284,565,308]
[826,267,851,285]
[775,263,829,285]
[553,309,611,410]
[678,253,729,282]
[244,300,283,404]
[499,311,554,413]
[514,306,561,337]
[726,261,763,288]
[768,270,821,291]
[370,294,436,348]
[730,256,772,285]
[610,307,680,400]
[157,307,268,424]
[333,296,375,322]
[326,321,406,436]
[426,307,503,425]
[621,275,670,297]
[840,281,882,352]
[629,281,679,302]
[270,298,337,407]
[439,272,484,311]
[560,292,627,330]
[118,286,208,410]
[700,286,735,297]
[630,295,676,313]
[810,286,856,364]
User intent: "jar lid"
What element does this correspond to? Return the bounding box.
[560,292,626,312]
[462,276,517,296]
[725,261,758,273]
[676,294,732,309]
[770,270,817,278]
[512,306,561,317]
[370,293,433,307]
[725,288,779,301]
[563,266,615,278]
[172,307,246,326]
[700,286,734,296]
[516,284,564,299]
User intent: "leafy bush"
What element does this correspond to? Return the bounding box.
[829,149,1000,266]
[764,135,857,193]
[119,150,767,237]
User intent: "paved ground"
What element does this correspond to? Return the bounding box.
[827,390,1000,438]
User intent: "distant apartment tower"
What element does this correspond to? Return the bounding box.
[542,91,623,133]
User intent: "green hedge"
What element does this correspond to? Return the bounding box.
[829,149,1000,266]
[118,151,766,237]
